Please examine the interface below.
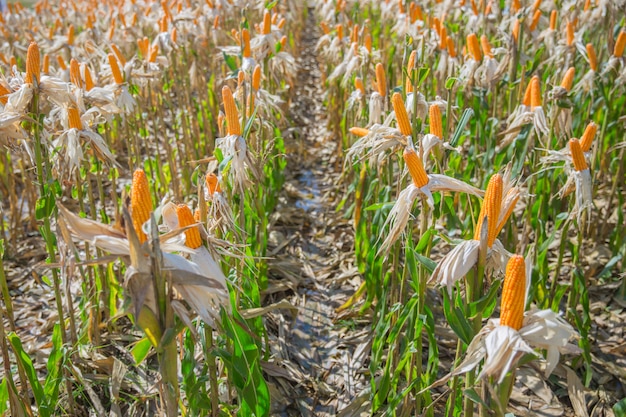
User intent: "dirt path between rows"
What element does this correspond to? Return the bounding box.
[262,7,370,417]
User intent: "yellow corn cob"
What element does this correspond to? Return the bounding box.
[351,24,359,44]
[440,27,448,50]
[529,9,541,32]
[407,50,417,73]
[569,138,588,171]
[108,53,123,84]
[280,36,287,49]
[467,33,481,61]
[584,0,591,10]
[242,28,251,58]
[137,38,149,59]
[263,10,271,35]
[500,255,526,331]
[42,54,50,74]
[474,173,502,247]
[67,24,75,45]
[549,10,557,31]
[566,21,574,46]
[176,204,202,249]
[447,36,457,57]
[586,43,597,71]
[252,64,261,90]
[375,63,386,97]
[70,58,82,88]
[56,55,67,71]
[320,21,330,35]
[271,11,279,24]
[336,24,343,40]
[0,84,10,105]
[560,67,575,91]
[480,34,493,58]
[429,104,443,138]
[277,18,285,30]
[495,189,519,237]
[405,77,413,93]
[392,92,412,136]
[131,169,152,244]
[532,0,541,11]
[469,0,478,15]
[354,77,365,95]
[222,86,241,136]
[159,16,167,32]
[364,32,372,52]
[149,44,159,63]
[530,77,541,109]
[24,42,40,84]
[512,19,520,42]
[68,106,82,130]
[111,43,126,66]
[206,173,221,195]
[349,127,369,137]
[108,25,115,41]
[213,15,219,29]
[403,148,429,188]
[84,64,94,91]
[171,27,178,44]
[615,31,626,58]
[580,122,598,152]
[398,0,405,14]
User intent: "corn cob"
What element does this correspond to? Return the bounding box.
[222,86,241,136]
[529,9,541,32]
[111,44,126,66]
[474,173,503,247]
[375,63,386,97]
[354,77,365,95]
[67,24,75,45]
[480,35,493,58]
[586,43,598,71]
[447,37,457,57]
[0,84,10,104]
[263,10,271,35]
[530,77,541,109]
[70,58,82,88]
[351,24,359,44]
[242,28,251,58]
[569,138,588,171]
[56,55,67,70]
[108,53,123,84]
[364,32,372,52]
[336,24,343,40]
[176,204,202,249]
[615,31,626,58]
[320,21,330,35]
[252,64,261,91]
[560,67,575,91]
[149,44,159,63]
[68,106,82,130]
[171,27,177,44]
[131,169,152,244]
[500,255,526,331]
[392,92,412,136]
[467,33,482,61]
[549,10,557,31]
[42,54,49,74]
[84,64,94,91]
[580,122,598,152]
[512,19,520,42]
[280,36,287,50]
[206,173,222,195]
[429,104,443,138]
[277,18,285,29]
[24,42,40,84]
[403,148,429,188]
[349,127,369,137]
[439,27,447,50]
[566,21,574,46]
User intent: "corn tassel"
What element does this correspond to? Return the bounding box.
[222,86,241,136]
[392,92,412,136]
[108,54,123,84]
[474,173,502,247]
[403,148,429,188]
[580,122,598,152]
[24,42,40,84]
[68,106,82,130]
[429,104,443,138]
[176,205,202,249]
[467,33,482,61]
[569,139,588,171]
[375,63,386,97]
[614,31,626,58]
[584,43,598,71]
[131,169,153,244]
[560,67,575,91]
[500,255,526,331]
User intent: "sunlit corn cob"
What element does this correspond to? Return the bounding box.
[0,84,10,104]
[176,204,202,249]
[68,106,82,130]
[480,35,493,58]
[24,42,40,84]
[222,85,241,136]
[529,10,541,32]
[351,24,359,44]
[500,255,526,331]
[512,19,520,43]
[530,77,541,109]
[439,27,447,50]
[403,148,429,188]
[375,63,386,97]
[252,64,261,89]
[474,173,502,247]
[320,21,330,35]
[447,37,456,57]
[580,122,598,152]
[206,173,221,195]
[364,32,372,52]
[336,24,343,40]
[586,43,598,71]
[84,64,94,91]
[392,92,411,136]
[149,44,159,63]
[354,77,365,95]
[349,127,369,137]
[569,139,588,171]
[56,55,67,70]
[70,58,82,88]
[614,31,626,58]
[467,33,482,61]
[560,67,575,91]
[429,104,443,138]
[131,169,153,243]
[108,54,123,84]
[242,28,251,58]
[549,10,557,31]
[566,21,574,46]
[263,10,271,35]
[42,54,49,74]
[67,24,75,45]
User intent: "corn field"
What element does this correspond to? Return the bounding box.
[0,0,625,415]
